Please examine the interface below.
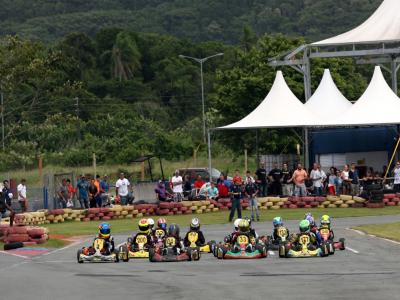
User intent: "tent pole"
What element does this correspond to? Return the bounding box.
[256,129,259,168]
[391,58,398,94]
[207,129,212,183]
[303,50,312,169]
[384,134,400,181]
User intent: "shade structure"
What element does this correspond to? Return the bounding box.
[218,71,317,129]
[313,0,400,46]
[326,66,400,126]
[305,69,352,121]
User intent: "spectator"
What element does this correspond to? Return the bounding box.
[393,161,400,192]
[171,171,183,202]
[335,170,343,195]
[310,163,326,196]
[155,180,172,202]
[327,167,337,195]
[88,179,99,208]
[183,175,192,198]
[17,179,28,212]
[0,183,14,226]
[244,171,255,184]
[100,175,110,205]
[66,179,76,208]
[233,170,242,185]
[341,164,352,195]
[77,175,89,208]
[229,177,243,222]
[281,163,293,196]
[57,179,69,208]
[289,163,308,197]
[256,163,268,197]
[217,174,230,198]
[206,182,219,200]
[2,180,12,209]
[194,175,205,197]
[245,172,259,221]
[349,163,360,196]
[268,163,283,196]
[116,173,131,205]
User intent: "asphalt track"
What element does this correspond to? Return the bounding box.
[1,215,400,300]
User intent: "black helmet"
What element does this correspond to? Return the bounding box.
[168,224,180,237]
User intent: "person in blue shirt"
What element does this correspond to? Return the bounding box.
[100,175,110,205]
[77,175,89,208]
[206,182,219,200]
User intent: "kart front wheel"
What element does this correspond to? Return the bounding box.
[77,249,84,264]
[339,238,345,250]
[119,245,129,262]
[278,245,286,258]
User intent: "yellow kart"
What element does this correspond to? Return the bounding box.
[77,238,119,263]
[119,234,150,261]
[186,231,215,253]
[279,233,329,258]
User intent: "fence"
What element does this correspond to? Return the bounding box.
[259,154,299,171]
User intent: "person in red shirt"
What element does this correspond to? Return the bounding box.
[194,175,205,197]
[217,174,230,198]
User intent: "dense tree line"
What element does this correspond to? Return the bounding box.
[0,0,381,43]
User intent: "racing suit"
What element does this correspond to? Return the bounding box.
[152,228,167,244]
[310,225,322,246]
[131,232,153,251]
[183,230,206,247]
[319,226,335,240]
[272,226,290,242]
[231,231,257,252]
[290,232,318,251]
[90,235,114,255]
[163,234,184,255]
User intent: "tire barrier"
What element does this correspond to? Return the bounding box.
[0,225,49,245]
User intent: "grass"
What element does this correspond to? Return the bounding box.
[0,238,70,250]
[44,206,400,237]
[353,222,400,242]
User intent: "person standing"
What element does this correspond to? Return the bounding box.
[57,179,69,208]
[327,167,337,195]
[349,163,360,196]
[229,177,243,222]
[77,175,89,208]
[289,163,308,197]
[0,184,15,226]
[66,179,76,208]
[393,161,400,192]
[245,171,259,221]
[281,163,293,196]
[100,175,110,206]
[88,179,99,208]
[171,171,183,202]
[116,173,131,205]
[268,163,283,196]
[341,164,352,195]
[17,179,28,212]
[256,163,268,197]
[310,163,326,196]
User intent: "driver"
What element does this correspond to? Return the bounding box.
[224,218,241,244]
[84,222,114,255]
[271,216,289,241]
[244,216,258,238]
[130,219,153,251]
[290,220,318,251]
[183,218,206,247]
[153,218,167,243]
[231,219,255,252]
[319,215,335,240]
[304,213,321,245]
[164,224,183,254]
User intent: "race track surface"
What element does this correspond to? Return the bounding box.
[1,215,400,300]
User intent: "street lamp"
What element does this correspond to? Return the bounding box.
[179,53,224,143]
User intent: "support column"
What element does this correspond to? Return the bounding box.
[391,58,398,94]
[207,129,212,182]
[303,50,312,169]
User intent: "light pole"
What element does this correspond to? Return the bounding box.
[179,53,223,144]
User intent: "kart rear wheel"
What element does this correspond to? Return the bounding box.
[217,247,225,259]
[328,243,335,255]
[149,247,155,262]
[77,249,84,264]
[339,238,345,250]
[321,244,329,257]
[278,245,286,258]
[119,245,129,262]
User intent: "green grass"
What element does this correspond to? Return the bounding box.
[0,238,70,250]
[353,222,400,242]
[44,207,400,237]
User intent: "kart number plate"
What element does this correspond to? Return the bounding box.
[300,235,310,245]
[166,237,176,247]
[278,227,287,237]
[238,235,249,244]
[320,228,330,235]
[136,235,148,244]
[93,239,105,250]
[188,232,199,243]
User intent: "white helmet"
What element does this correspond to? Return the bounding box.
[8,193,13,199]
[147,218,155,228]
[190,218,200,229]
[234,218,242,230]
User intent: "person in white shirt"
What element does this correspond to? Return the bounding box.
[393,161,400,192]
[171,171,183,202]
[310,163,326,196]
[115,173,131,205]
[17,179,28,212]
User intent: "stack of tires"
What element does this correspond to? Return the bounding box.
[1,225,49,245]
[383,193,400,207]
[216,198,231,210]
[286,197,321,209]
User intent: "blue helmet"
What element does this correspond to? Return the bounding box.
[273,217,283,227]
[304,213,315,226]
[99,222,111,238]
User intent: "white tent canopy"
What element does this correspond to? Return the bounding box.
[219,71,318,129]
[305,69,352,120]
[325,66,400,126]
[313,0,400,46]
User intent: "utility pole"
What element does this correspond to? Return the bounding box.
[75,97,80,141]
[1,92,4,151]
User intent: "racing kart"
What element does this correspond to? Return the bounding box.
[149,236,200,262]
[77,238,119,263]
[319,227,345,255]
[216,234,267,259]
[186,231,216,253]
[118,233,150,262]
[263,226,289,251]
[279,233,328,258]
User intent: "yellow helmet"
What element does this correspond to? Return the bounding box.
[238,219,250,232]
[320,215,331,226]
[138,218,150,233]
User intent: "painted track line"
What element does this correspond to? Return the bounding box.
[40,237,91,257]
[347,228,400,245]
[0,251,29,259]
[346,228,365,235]
[346,247,359,254]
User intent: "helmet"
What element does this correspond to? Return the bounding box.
[304,213,315,227]
[273,217,283,227]
[190,218,200,230]
[138,218,149,233]
[157,218,167,231]
[238,219,250,233]
[299,220,310,233]
[244,216,252,227]
[234,218,242,231]
[320,215,331,227]
[8,193,13,199]
[147,218,155,229]
[99,222,111,238]
[168,224,180,237]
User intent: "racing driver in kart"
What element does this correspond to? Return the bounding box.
[84,222,115,255]
[183,218,206,247]
[304,213,322,246]
[319,215,335,240]
[289,220,319,251]
[271,216,289,241]
[224,218,242,244]
[129,218,153,251]
[231,219,256,252]
[164,224,184,255]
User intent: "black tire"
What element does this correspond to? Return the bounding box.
[339,238,346,250]
[114,250,120,263]
[328,242,335,255]
[321,244,329,257]
[278,245,286,258]
[187,248,192,261]
[4,242,23,251]
[119,245,129,262]
[149,247,155,262]
[217,247,225,259]
[77,249,84,263]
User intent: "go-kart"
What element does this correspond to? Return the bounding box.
[77,238,119,263]
[279,233,328,258]
[319,227,345,254]
[118,233,150,262]
[216,234,267,259]
[186,231,216,253]
[263,226,289,251]
[149,236,200,262]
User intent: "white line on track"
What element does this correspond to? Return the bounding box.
[346,247,359,254]
[346,227,400,245]
[40,237,91,257]
[346,228,366,235]
[0,251,29,259]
